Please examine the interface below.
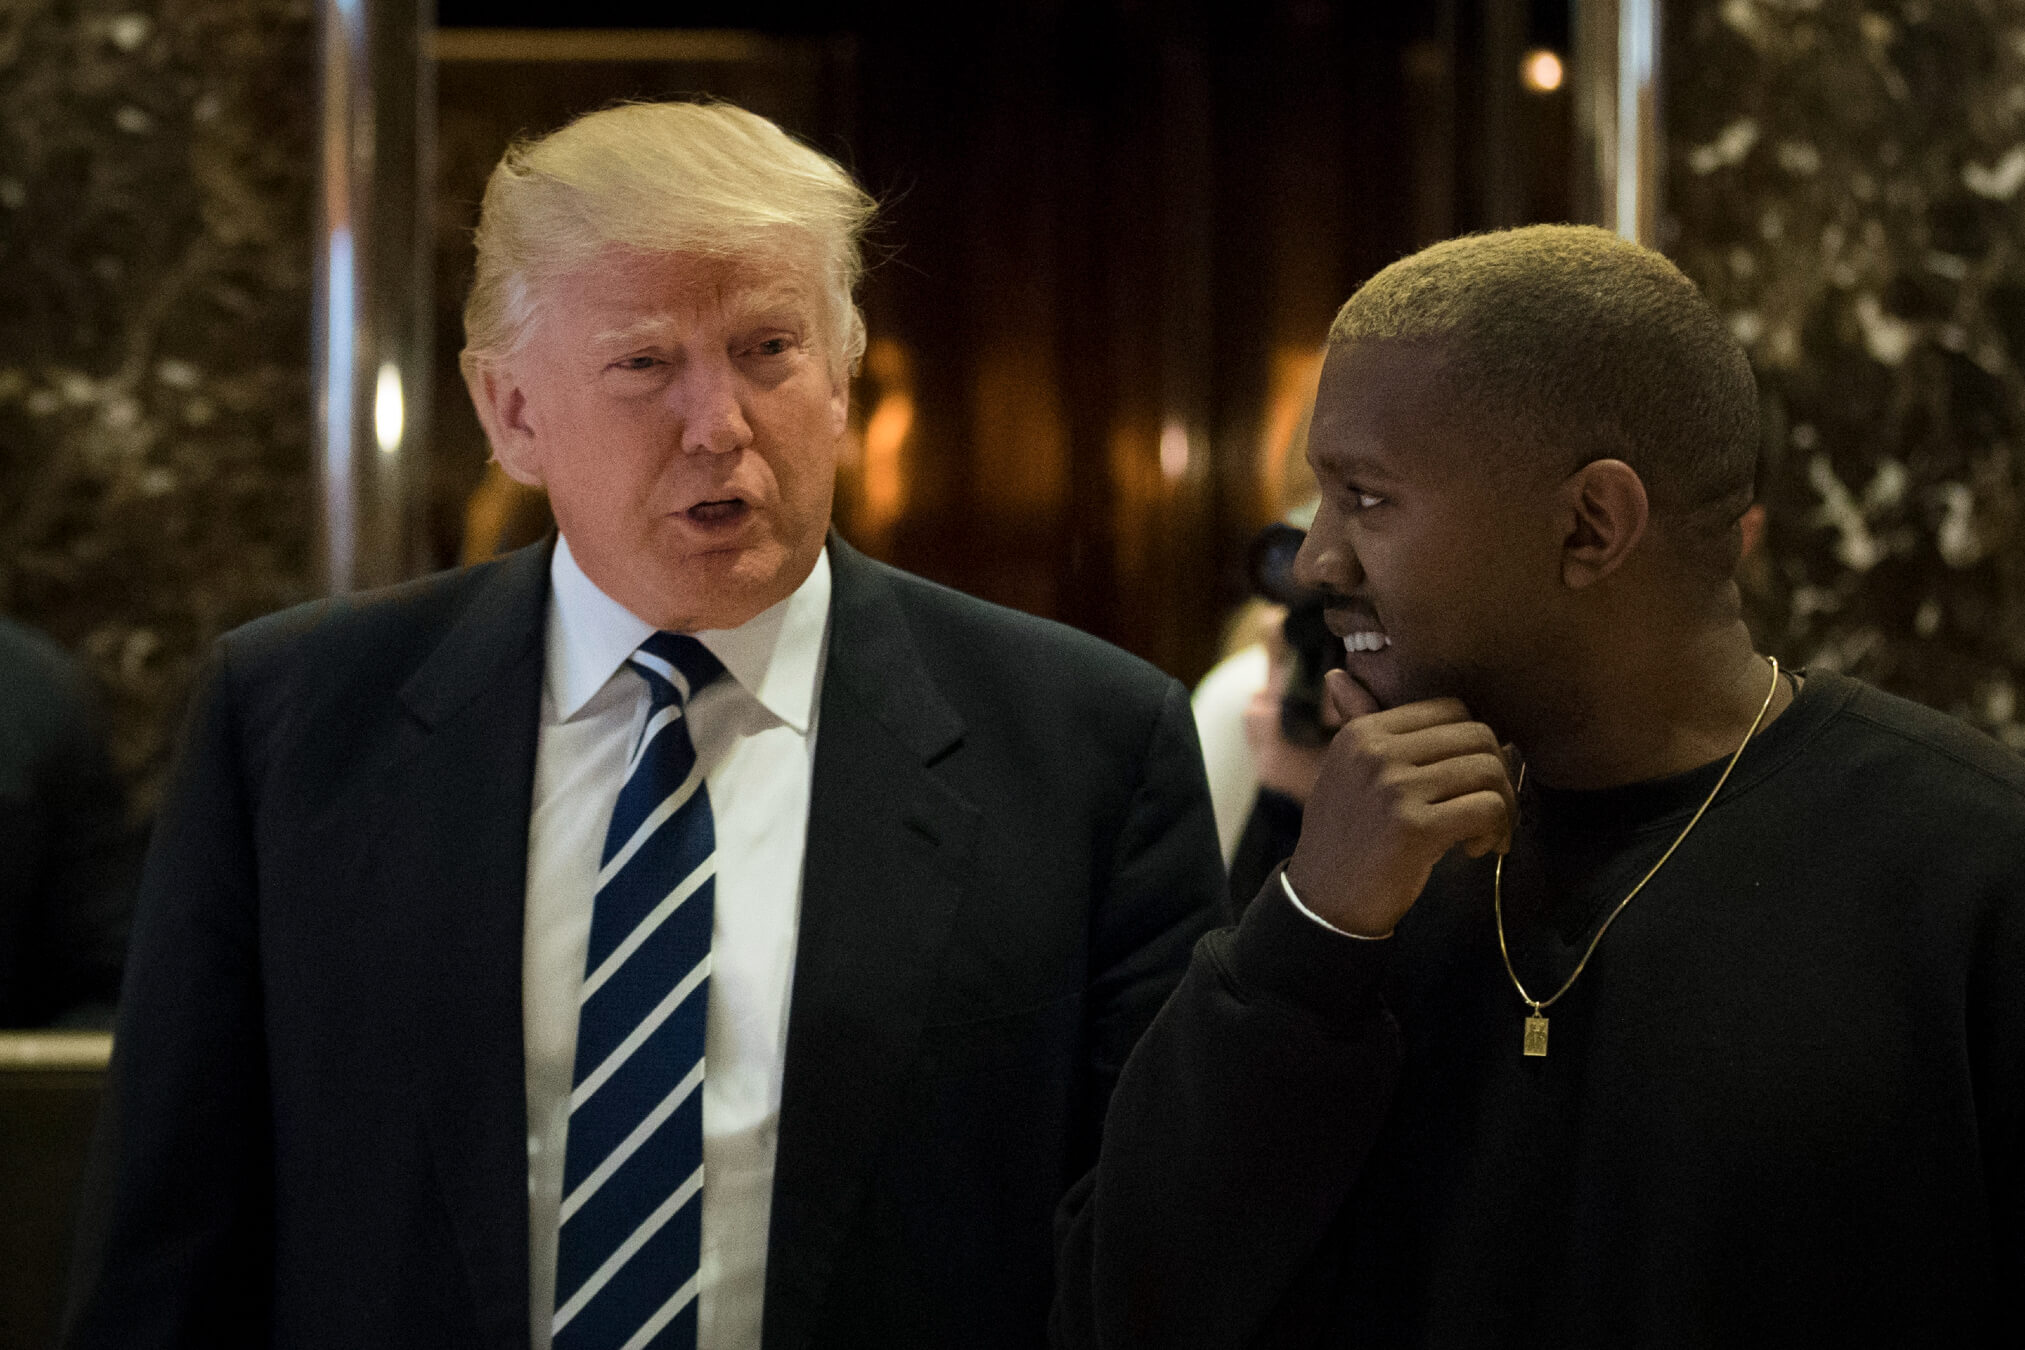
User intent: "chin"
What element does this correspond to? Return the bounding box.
[650,544,801,632]
[1342,657,1409,711]
[1379,653,1463,711]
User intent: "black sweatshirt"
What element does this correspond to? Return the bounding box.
[1054,670,2025,1348]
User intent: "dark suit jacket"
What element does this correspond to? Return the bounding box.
[64,535,1225,1350]
[0,617,138,1027]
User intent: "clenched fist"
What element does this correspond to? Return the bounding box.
[1283,669,1515,937]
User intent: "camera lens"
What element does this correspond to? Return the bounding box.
[1246,523,1310,605]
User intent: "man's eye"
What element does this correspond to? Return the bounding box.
[611,355,659,372]
[748,337,795,357]
[1350,489,1386,510]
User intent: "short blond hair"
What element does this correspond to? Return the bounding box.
[1332,225,1759,552]
[461,100,877,379]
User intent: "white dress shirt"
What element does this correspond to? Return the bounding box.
[1190,642,1270,865]
[524,536,830,1350]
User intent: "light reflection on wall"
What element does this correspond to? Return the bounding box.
[1260,345,1326,517]
[973,344,1067,512]
[374,360,404,456]
[319,225,358,588]
[1109,420,1160,578]
[846,336,915,541]
[1110,411,1209,583]
[1159,418,1191,483]
[1522,49,1565,95]
[861,391,913,522]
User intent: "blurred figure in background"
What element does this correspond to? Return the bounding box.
[1229,516,1343,911]
[0,617,138,1028]
[1194,389,1324,869]
[1189,597,1276,866]
[1193,507,1340,912]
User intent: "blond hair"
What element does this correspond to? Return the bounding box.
[461,100,877,379]
[1332,225,1759,552]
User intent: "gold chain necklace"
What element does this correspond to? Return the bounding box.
[1495,656,1781,1058]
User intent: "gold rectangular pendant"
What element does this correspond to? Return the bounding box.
[1523,1014,1549,1057]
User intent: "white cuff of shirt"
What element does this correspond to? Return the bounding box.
[1279,870,1394,941]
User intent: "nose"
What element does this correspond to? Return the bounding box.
[674,353,753,456]
[1292,517,1359,595]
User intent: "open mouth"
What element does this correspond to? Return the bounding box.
[683,498,749,526]
[1325,601,1390,656]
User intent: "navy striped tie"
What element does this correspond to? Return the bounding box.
[553,632,723,1350]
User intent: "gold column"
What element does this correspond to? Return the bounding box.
[1574,0,1664,246]
[314,0,434,593]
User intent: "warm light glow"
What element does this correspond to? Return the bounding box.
[866,336,911,387]
[1261,346,1327,515]
[851,337,919,536]
[862,391,914,526]
[1521,48,1564,94]
[974,347,1066,511]
[1159,419,1190,482]
[374,361,403,456]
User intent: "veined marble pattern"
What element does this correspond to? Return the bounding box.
[1671,0,2025,748]
[0,0,317,813]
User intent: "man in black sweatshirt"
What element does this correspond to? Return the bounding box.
[1053,225,2024,1348]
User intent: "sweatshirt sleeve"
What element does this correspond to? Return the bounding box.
[1051,869,1404,1350]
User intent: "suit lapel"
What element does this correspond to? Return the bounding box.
[377,540,552,1350]
[762,536,979,1350]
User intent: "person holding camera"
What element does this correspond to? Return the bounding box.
[1210,510,1343,911]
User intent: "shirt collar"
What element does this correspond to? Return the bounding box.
[545,534,831,732]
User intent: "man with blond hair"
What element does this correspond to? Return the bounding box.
[68,101,1224,1350]
[1053,225,2024,1346]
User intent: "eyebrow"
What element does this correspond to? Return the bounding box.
[1312,449,1398,484]
[731,282,812,318]
[590,317,675,347]
[588,289,814,349]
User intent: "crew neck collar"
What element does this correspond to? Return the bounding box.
[1519,667,1851,837]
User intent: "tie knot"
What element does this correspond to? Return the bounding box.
[629,631,725,707]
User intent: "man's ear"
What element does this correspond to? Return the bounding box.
[1559,458,1649,589]
[462,356,544,487]
[1739,502,1767,559]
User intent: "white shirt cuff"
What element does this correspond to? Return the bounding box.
[1280,870,1394,941]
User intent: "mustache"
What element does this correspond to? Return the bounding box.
[1317,588,1381,627]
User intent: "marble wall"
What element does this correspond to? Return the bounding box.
[0,0,318,813]
[6,0,2020,817]
[1671,0,2025,748]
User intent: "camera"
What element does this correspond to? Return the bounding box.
[1245,521,1343,749]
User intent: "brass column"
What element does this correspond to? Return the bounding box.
[313,0,434,593]
[1574,0,1663,246]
